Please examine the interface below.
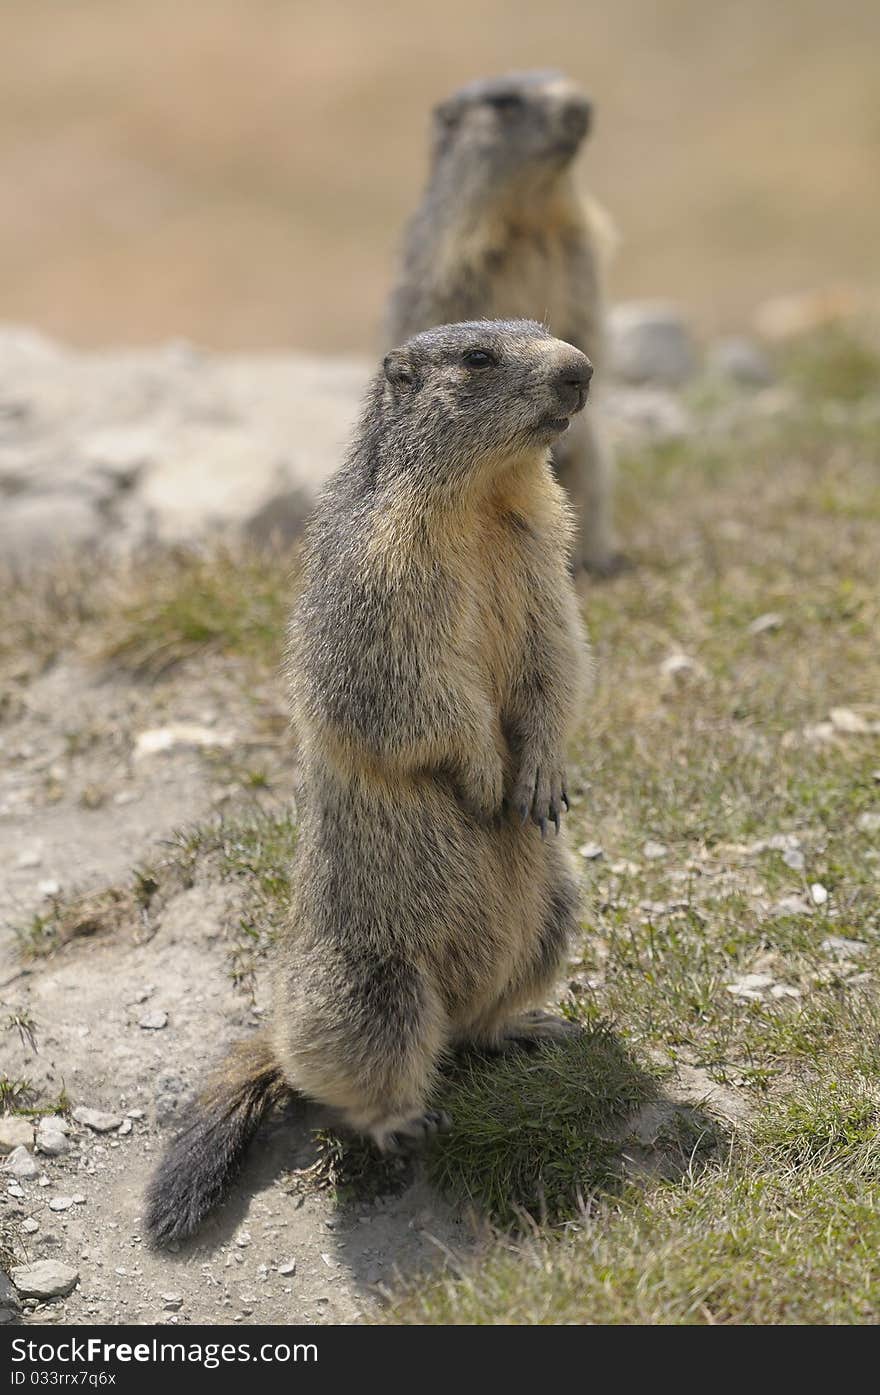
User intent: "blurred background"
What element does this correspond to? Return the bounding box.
[2,0,878,352]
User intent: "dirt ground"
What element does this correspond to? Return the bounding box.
[1,0,879,351]
[0,655,471,1324]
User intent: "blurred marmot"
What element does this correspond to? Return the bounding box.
[387,69,620,574]
[146,318,591,1244]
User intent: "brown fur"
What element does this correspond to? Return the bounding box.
[146,320,591,1241]
[387,70,620,573]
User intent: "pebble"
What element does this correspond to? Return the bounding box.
[821,936,868,959]
[782,848,805,872]
[11,1260,79,1299]
[4,1146,40,1180]
[810,883,829,906]
[38,1115,70,1135]
[49,1196,75,1211]
[36,1131,70,1157]
[726,973,774,1000]
[277,1260,297,1277]
[642,840,668,861]
[38,878,61,897]
[15,849,42,869]
[21,1218,40,1234]
[7,1184,25,1199]
[747,612,784,636]
[609,301,696,386]
[659,651,706,683]
[138,1010,168,1031]
[708,336,774,387]
[73,1106,123,1133]
[856,812,880,833]
[0,1117,34,1154]
[134,725,235,759]
[0,1272,21,1324]
[161,1293,184,1311]
[775,895,812,916]
[578,843,604,860]
[118,1119,133,1136]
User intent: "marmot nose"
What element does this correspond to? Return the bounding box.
[552,355,593,413]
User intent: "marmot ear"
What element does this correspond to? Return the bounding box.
[383,351,420,395]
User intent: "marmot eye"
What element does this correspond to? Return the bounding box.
[462,349,496,369]
[487,93,524,115]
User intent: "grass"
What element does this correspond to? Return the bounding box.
[3,329,879,1321]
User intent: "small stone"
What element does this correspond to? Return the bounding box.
[770,984,802,1000]
[660,651,706,685]
[15,849,42,869]
[277,1260,297,1277]
[37,1116,70,1135]
[36,1131,70,1157]
[708,336,774,387]
[747,612,784,636]
[6,1184,25,1199]
[578,842,604,860]
[0,1271,21,1322]
[830,707,870,735]
[118,1118,133,1136]
[72,1106,123,1133]
[609,301,696,386]
[48,1196,75,1211]
[726,973,774,1001]
[134,725,235,759]
[775,894,812,916]
[821,936,868,960]
[11,1260,79,1299]
[782,848,805,872]
[4,1146,39,1180]
[161,1293,183,1311]
[810,883,829,906]
[857,812,880,834]
[71,1195,86,1205]
[235,1232,252,1248]
[0,1117,34,1154]
[21,1218,39,1234]
[138,1010,168,1031]
[126,1109,145,1120]
[642,840,668,861]
[38,879,61,898]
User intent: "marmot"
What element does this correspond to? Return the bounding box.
[146,319,592,1245]
[387,70,620,574]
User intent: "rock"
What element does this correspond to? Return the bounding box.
[0,1117,34,1154]
[608,301,697,386]
[856,812,880,833]
[161,1293,184,1311]
[21,1218,40,1234]
[0,1271,22,1324]
[708,336,774,387]
[11,1260,79,1300]
[138,1010,168,1031]
[15,848,42,869]
[660,652,706,685]
[726,973,774,1001]
[830,707,876,735]
[38,878,61,897]
[48,1196,75,1211]
[72,1106,122,1133]
[38,1115,70,1135]
[747,612,784,636]
[578,842,604,860]
[770,984,801,1000]
[775,895,812,916]
[133,724,236,759]
[782,848,805,872]
[118,1118,133,1136]
[4,1146,39,1179]
[810,883,829,906]
[642,840,668,861]
[35,1131,70,1157]
[605,386,692,444]
[821,936,868,959]
[277,1260,297,1277]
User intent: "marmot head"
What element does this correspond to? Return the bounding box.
[429,71,592,188]
[377,319,592,493]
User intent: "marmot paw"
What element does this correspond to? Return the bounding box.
[513,761,568,836]
[377,1109,452,1155]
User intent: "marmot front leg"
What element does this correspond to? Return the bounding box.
[451,695,506,822]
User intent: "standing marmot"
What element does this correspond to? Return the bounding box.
[387,70,619,575]
[146,319,592,1244]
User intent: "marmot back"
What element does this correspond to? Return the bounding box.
[387,71,621,574]
[146,319,592,1245]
